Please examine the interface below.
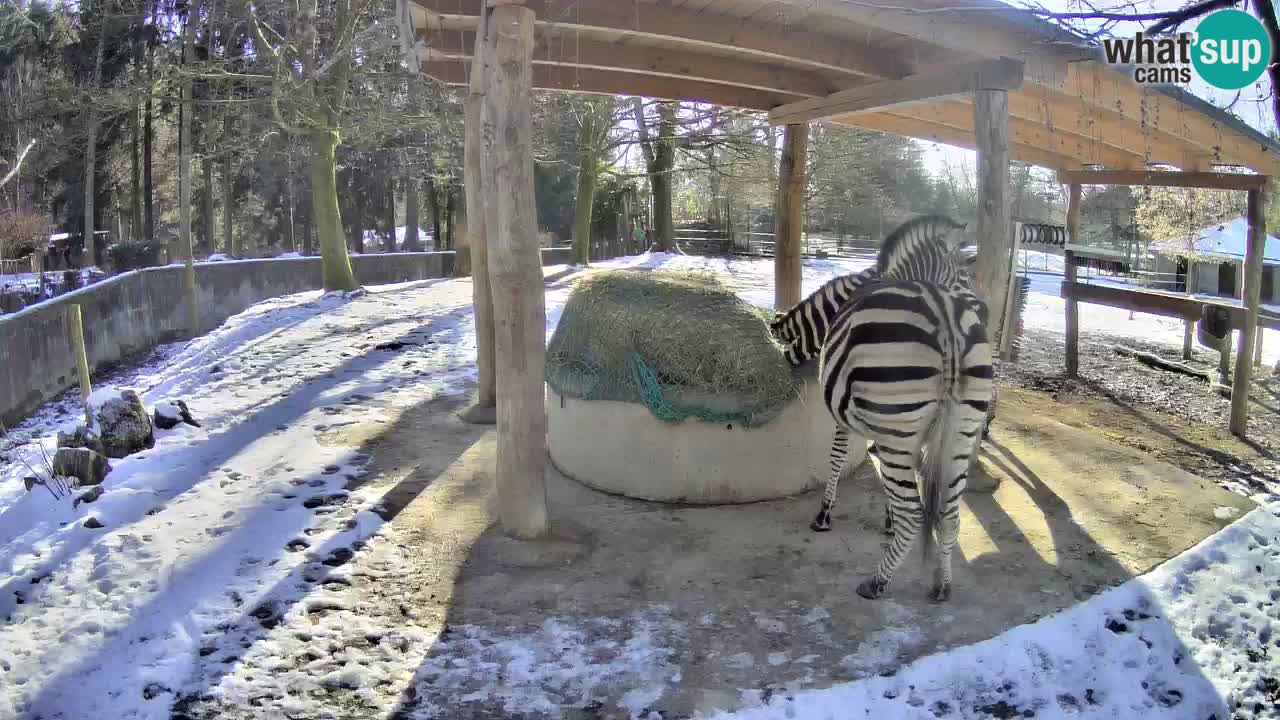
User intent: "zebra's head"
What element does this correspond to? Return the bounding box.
[877,215,971,288]
[770,311,797,342]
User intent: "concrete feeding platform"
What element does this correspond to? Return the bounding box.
[343,388,1254,718]
[547,376,852,503]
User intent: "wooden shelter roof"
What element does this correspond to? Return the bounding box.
[406,0,1280,176]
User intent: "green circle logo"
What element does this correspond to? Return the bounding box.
[1192,10,1272,90]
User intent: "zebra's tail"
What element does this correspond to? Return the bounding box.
[919,391,964,567]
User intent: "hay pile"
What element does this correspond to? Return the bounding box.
[545,269,800,427]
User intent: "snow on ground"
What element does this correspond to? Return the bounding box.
[0,251,1277,719]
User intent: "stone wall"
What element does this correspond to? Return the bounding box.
[1,249,571,426]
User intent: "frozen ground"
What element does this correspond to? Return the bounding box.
[0,252,1277,719]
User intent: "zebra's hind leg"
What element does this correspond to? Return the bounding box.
[857,451,922,600]
[811,428,850,532]
[868,446,893,536]
[931,502,962,602]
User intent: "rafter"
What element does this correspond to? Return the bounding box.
[419,59,801,111]
[840,113,1082,170]
[769,57,1023,126]
[414,0,913,80]
[421,30,839,99]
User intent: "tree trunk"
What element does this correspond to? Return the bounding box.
[83,2,109,267]
[426,177,443,252]
[571,114,599,266]
[200,154,214,255]
[383,176,395,252]
[404,176,420,252]
[651,103,677,251]
[445,185,456,250]
[481,1,547,538]
[223,118,235,255]
[310,130,358,290]
[774,123,807,311]
[179,7,199,333]
[144,0,155,244]
[351,174,366,253]
[130,96,142,242]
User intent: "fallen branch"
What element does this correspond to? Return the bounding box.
[0,139,36,190]
[1112,345,1215,382]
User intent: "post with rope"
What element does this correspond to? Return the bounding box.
[480,0,549,539]
[774,123,807,311]
[1064,183,1081,378]
[1230,184,1267,437]
[459,6,497,424]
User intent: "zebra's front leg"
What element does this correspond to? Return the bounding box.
[857,456,922,600]
[811,428,850,532]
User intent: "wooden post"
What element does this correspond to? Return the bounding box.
[480,1,548,539]
[1064,183,1081,378]
[1182,320,1194,361]
[774,123,807,311]
[64,304,92,426]
[974,89,1012,349]
[460,7,497,423]
[1230,187,1267,436]
[1254,326,1264,367]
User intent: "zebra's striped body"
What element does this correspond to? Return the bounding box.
[784,215,993,601]
[770,217,991,543]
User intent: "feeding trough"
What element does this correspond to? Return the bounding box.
[545,270,861,504]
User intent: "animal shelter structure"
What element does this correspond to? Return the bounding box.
[400,0,1280,537]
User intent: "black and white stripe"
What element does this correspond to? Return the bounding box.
[814,215,993,602]
[769,267,880,366]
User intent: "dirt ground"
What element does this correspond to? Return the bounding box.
[1004,325,1280,499]
[292,375,1255,719]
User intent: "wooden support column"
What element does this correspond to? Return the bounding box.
[1230,187,1267,437]
[974,89,1011,351]
[1182,320,1194,361]
[1064,183,1081,377]
[774,123,807,311]
[460,7,497,423]
[480,1,548,538]
[1254,327,1264,367]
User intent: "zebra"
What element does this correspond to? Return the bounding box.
[816,215,992,601]
[770,217,990,538]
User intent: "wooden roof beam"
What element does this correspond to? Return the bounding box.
[763,0,1082,84]
[419,59,799,111]
[413,0,913,81]
[768,57,1023,126]
[839,113,1084,171]
[886,101,1148,169]
[1056,169,1270,190]
[1050,62,1280,175]
[421,30,838,99]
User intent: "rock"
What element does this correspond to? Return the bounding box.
[52,447,111,487]
[73,485,104,507]
[57,425,105,456]
[95,390,154,458]
[154,400,201,430]
[83,516,104,529]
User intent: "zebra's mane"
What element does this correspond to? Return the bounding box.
[876,214,967,275]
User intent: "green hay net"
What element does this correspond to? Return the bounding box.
[545,269,802,427]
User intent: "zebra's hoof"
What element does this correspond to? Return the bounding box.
[810,511,832,532]
[856,578,886,600]
[930,582,951,603]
